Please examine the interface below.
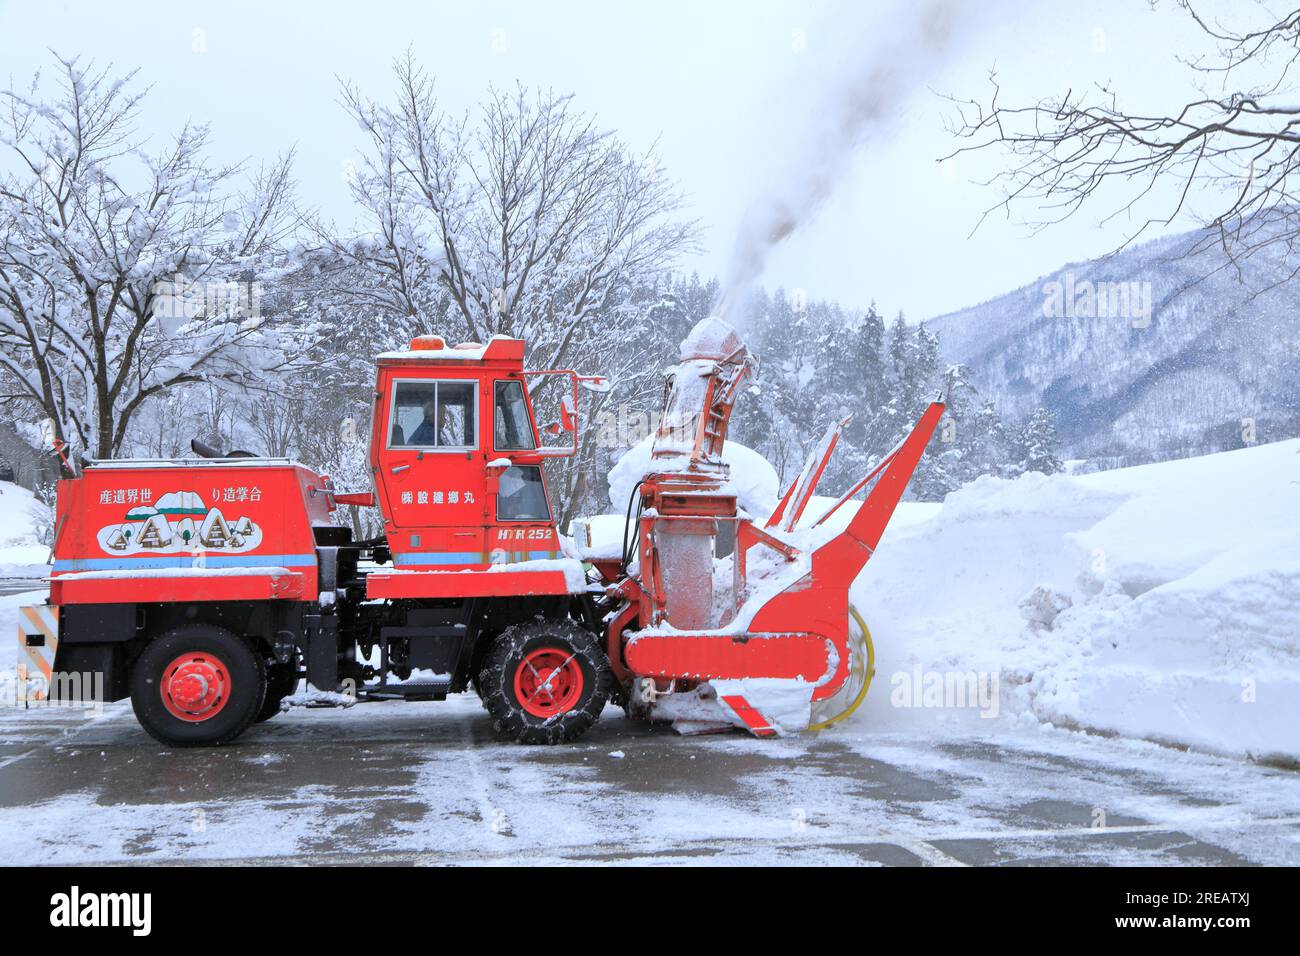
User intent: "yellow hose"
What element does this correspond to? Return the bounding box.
[808,604,875,732]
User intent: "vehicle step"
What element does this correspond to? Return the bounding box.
[357,680,452,701]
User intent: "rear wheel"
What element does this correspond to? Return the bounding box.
[478,621,611,744]
[130,625,266,746]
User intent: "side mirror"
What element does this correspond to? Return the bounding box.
[544,394,577,436]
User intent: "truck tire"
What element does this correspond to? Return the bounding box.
[130,625,266,747]
[256,656,301,723]
[478,621,612,744]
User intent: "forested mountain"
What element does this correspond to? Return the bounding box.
[928,224,1300,467]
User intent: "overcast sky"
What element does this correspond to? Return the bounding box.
[0,0,1235,320]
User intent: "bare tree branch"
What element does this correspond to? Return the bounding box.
[941,3,1300,283]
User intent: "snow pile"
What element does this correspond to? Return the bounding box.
[848,438,1300,763]
[0,480,50,575]
[570,513,634,561]
[607,436,779,517]
[677,314,744,362]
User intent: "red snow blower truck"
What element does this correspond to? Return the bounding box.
[17,317,945,745]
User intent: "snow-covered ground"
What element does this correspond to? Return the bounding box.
[0,481,49,577]
[831,437,1300,764]
[2,695,1299,865]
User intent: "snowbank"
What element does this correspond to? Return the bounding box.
[847,438,1300,763]
[607,435,779,517]
[0,481,49,576]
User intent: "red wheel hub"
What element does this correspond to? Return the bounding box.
[513,648,584,718]
[161,652,232,722]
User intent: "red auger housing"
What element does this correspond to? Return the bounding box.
[17,322,945,746]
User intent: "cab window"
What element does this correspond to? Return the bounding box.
[497,465,551,521]
[389,380,477,449]
[494,380,537,451]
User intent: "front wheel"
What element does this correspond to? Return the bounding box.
[130,625,266,746]
[478,621,611,744]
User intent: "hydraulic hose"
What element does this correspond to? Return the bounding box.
[620,480,645,573]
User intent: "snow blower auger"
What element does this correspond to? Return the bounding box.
[583,315,947,737]
[23,317,940,748]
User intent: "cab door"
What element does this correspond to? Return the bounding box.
[377,375,486,565]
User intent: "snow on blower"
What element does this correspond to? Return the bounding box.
[17,317,944,745]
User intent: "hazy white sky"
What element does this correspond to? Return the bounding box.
[0,0,1234,319]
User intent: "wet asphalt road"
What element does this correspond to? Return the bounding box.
[1,694,1298,865]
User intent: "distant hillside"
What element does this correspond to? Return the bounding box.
[928,225,1300,466]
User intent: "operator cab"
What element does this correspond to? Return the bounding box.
[371,335,560,570]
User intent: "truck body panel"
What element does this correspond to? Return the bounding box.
[49,459,328,599]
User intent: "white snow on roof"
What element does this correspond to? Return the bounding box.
[376,334,521,362]
[86,458,309,470]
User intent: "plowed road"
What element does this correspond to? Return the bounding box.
[2,694,1298,865]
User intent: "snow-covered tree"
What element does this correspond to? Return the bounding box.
[0,55,301,459]
[313,53,698,521]
[1013,406,1063,476]
[968,397,1014,478]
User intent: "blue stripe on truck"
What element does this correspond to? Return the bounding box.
[53,553,318,572]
